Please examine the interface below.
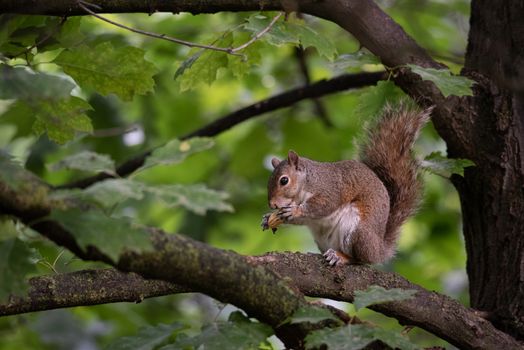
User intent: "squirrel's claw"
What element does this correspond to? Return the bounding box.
[277,206,293,220]
[277,205,301,222]
[323,249,350,266]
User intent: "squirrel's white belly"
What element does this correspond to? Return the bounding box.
[307,203,360,253]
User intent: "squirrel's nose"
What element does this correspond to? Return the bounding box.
[269,201,277,209]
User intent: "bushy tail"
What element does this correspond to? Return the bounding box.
[359,103,432,250]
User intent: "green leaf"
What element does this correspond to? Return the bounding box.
[53,42,157,101]
[82,179,144,207]
[138,137,214,172]
[285,21,337,60]
[289,306,341,325]
[54,17,84,48]
[407,64,474,97]
[180,311,272,350]
[49,151,116,175]
[305,324,418,350]
[104,323,185,350]
[50,179,231,215]
[32,96,93,144]
[49,209,153,262]
[332,51,381,70]
[353,285,417,311]
[355,80,406,118]
[244,15,299,46]
[421,151,475,178]
[0,151,27,190]
[0,65,75,100]
[50,179,144,209]
[0,151,46,197]
[243,15,337,60]
[146,184,233,215]
[0,218,19,240]
[178,33,232,92]
[0,238,38,302]
[174,50,204,81]
[227,32,263,79]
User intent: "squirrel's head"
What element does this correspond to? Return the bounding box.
[267,150,307,209]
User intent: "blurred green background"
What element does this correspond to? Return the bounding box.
[0,0,470,348]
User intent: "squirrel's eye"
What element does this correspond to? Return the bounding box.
[279,176,289,186]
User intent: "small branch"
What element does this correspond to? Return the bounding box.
[77,0,241,55]
[91,123,140,138]
[230,12,283,53]
[78,1,281,56]
[60,71,386,189]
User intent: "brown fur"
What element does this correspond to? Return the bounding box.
[359,104,432,256]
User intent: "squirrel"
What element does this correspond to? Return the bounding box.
[265,104,431,266]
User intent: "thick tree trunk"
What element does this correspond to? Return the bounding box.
[453,0,524,339]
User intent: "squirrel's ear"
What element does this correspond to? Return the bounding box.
[271,157,281,169]
[288,150,300,168]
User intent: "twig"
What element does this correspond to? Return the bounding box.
[59,71,386,189]
[77,0,282,56]
[76,0,236,54]
[230,12,283,53]
[91,124,140,138]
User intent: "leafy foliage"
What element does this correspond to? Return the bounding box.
[138,137,215,172]
[0,236,38,301]
[177,34,232,92]
[53,42,157,101]
[0,151,29,190]
[49,151,116,175]
[149,184,233,215]
[331,51,381,71]
[305,324,418,350]
[407,64,474,97]
[0,65,75,100]
[49,209,153,262]
[421,151,475,177]
[173,311,273,350]
[104,323,185,350]
[353,285,418,311]
[288,305,341,325]
[355,80,406,118]
[31,96,93,144]
[244,14,337,60]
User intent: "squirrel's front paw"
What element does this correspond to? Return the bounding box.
[277,205,302,223]
[323,249,350,266]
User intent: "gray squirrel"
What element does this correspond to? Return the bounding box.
[265,105,431,265]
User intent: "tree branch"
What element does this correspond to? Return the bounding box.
[1,255,521,350]
[295,47,333,127]
[0,175,335,349]
[0,0,464,159]
[0,269,187,316]
[61,71,386,189]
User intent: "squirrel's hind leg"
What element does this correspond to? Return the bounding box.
[350,225,387,264]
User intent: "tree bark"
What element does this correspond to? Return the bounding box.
[451,0,524,339]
